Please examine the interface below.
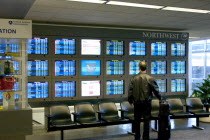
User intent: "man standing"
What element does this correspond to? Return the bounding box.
[128,61,162,140]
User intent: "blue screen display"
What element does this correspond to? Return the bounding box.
[171,61,186,74]
[171,43,186,56]
[129,60,145,75]
[129,41,146,56]
[151,42,166,56]
[81,60,101,76]
[151,60,166,74]
[55,60,76,76]
[106,80,124,95]
[0,92,19,100]
[106,60,124,75]
[106,40,124,55]
[55,81,76,97]
[0,44,19,54]
[28,60,48,76]
[28,37,48,54]
[156,79,166,92]
[28,82,49,98]
[171,79,186,92]
[55,39,76,54]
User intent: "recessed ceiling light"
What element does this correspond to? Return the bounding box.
[107,1,164,9]
[162,7,210,14]
[66,0,106,4]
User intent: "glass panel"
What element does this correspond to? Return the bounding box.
[191,79,203,90]
[206,53,210,77]
[192,53,205,78]
[191,40,205,51]
[207,40,210,51]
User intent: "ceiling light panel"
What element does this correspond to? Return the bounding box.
[107,1,164,9]
[66,0,106,4]
[162,7,210,14]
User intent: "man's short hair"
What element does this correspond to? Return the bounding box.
[139,61,147,71]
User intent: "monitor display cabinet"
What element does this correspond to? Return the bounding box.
[169,59,187,76]
[103,78,128,98]
[128,40,147,56]
[153,77,167,95]
[150,41,167,56]
[128,59,146,77]
[169,41,188,57]
[52,58,78,79]
[169,77,188,95]
[78,79,103,100]
[52,79,78,101]
[149,59,168,76]
[27,79,52,102]
[105,39,124,56]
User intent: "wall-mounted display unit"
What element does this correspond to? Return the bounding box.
[171,60,186,74]
[106,60,124,75]
[156,79,167,93]
[171,79,186,92]
[55,38,76,55]
[28,81,49,99]
[28,60,48,76]
[55,81,76,97]
[151,60,167,74]
[151,42,166,56]
[28,37,48,54]
[129,60,145,75]
[55,60,76,76]
[105,80,124,95]
[81,39,101,55]
[106,40,124,55]
[129,41,146,56]
[81,60,101,76]
[81,80,100,97]
[171,43,186,56]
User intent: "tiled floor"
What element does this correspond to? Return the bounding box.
[26,118,210,140]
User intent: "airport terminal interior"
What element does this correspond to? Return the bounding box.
[1,0,210,140]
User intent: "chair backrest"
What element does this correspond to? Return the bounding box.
[120,101,134,118]
[98,102,119,120]
[74,102,96,122]
[166,98,184,113]
[50,105,72,123]
[151,99,160,114]
[186,97,204,111]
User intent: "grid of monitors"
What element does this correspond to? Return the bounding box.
[55,39,76,55]
[81,60,101,76]
[81,39,101,55]
[129,41,146,56]
[28,37,48,54]
[28,60,48,76]
[81,80,100,97]
[55,60,76,76]
[106,40,124,55]
[106,60,124,75]
[55,81,76,97]
[171,79,186,92]
[171,43,186,56]
[171,61,186,74]
[129,60,145,75]
[156,79,167,93]
[106,80,124,95]
[151,42,166,56]
[0,44,19,54]
[151,60,166,74]
[28,81,49,98]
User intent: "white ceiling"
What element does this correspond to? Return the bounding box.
[2,0,210,39]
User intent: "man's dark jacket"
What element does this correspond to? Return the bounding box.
[128,71,161,103]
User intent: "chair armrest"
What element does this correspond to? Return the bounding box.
[72,112,78,122]
[118,109,128,119]
[204,104,210,112]
[45,114,52,118]
[184,105,192,112]
[96,111,105,120]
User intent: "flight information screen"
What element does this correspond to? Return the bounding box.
[171,43,186,56]
[55,81,76,97]
[28,60,48,76]
[129,60,145,75]
[171,61,186,74]
[28,82,49,98]
[106,60,124,75]
[151,60,166,74]
[0,44,19,54]
[156,79,166,93]
[151,42,166,56]
[106,80,124,95]
[106,40,124,55]
[171,79,186,92]
[81,80,100,96]
[81,39,101,55]
[55,38,76,54]
[28,37,48,54]
[129,41,146,55]
[81,60,101,76]
[55,60,76,76]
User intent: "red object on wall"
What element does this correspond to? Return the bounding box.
[0,77,15,90]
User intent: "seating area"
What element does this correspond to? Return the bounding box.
[46,97,210,140]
